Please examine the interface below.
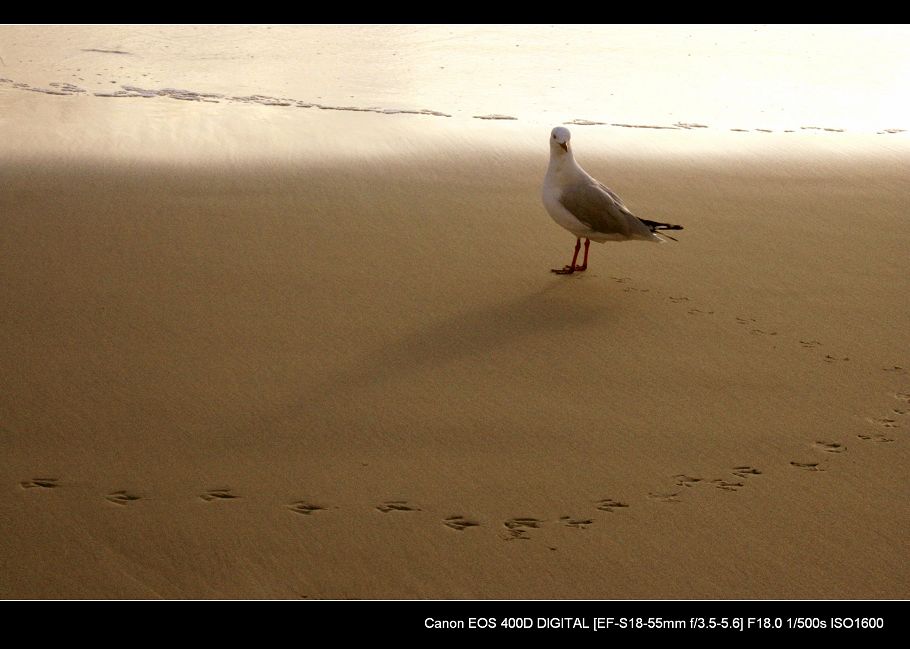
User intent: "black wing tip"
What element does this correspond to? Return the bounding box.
[640,218,684,232]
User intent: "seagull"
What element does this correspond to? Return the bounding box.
[542,126,683,274]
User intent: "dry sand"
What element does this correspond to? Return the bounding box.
[1,93,909,599]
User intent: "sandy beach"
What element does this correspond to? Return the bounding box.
[1,25,908,599]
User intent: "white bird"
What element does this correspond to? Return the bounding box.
[542,126,683,274]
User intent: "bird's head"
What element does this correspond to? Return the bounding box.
[550,126,571,153]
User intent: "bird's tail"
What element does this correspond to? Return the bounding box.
[639,218,683,242]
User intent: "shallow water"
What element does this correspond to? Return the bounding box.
[1,24,908,140]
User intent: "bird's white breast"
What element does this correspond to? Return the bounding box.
[542,184,590,237]
[543,158,594,238]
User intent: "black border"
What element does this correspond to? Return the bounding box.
[4,600,908,637]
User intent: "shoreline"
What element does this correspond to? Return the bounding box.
[3,76,909,138]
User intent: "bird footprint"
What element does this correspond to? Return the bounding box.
[560,517,594,529]
[857,433,894,443]
[790,461,824,471]
[106,490,141,505]
[444,516,480,531]
[200,488,238,501]
[288,502,326,515]
[732,466,762,478]
[376,500,420,513]
[812,441,845,453]
[595,498,630,512]
[20,478,58,489]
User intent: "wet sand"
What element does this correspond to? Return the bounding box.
[2,92,909,598]
[2,24,910,599]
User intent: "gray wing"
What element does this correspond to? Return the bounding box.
[558,181,650,237]
[596,181,627,208]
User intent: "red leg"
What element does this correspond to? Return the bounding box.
[576,238,590,271]
[552,238,581,274]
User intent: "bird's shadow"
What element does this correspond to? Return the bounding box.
[319,277,616,396]
[250,276,623,437]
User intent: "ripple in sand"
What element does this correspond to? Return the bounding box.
[612,123,679,130]
[801,126,845,133]
[2,76,454,118]
[564,119,607,126]
[81,48,131,55]
[26,87,73,96]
